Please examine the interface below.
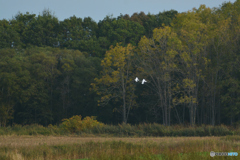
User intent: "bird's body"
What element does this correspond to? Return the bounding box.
[142,79,147,84]
[135,77,139,82]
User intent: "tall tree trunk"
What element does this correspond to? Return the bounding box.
[218,97,221,125]
[164,85,167,126]
[122,73,127,124]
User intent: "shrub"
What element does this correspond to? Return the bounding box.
[119,123,138,136]
[94,124,120,135]
[81,116,104,131]
[60,115,104,133]
[180,127,196,136]
[195,127,206,136]
[212,124,232,136]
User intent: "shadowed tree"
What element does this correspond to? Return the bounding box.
[137,26,182,126]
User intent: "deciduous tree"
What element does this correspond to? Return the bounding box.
[91,43,137,123]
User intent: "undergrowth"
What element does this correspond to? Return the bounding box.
[0,115,239,137]
[0,123,239,137]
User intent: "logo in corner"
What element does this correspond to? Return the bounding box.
[210,151,215,157]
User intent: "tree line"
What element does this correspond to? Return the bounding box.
[0,1,239,127]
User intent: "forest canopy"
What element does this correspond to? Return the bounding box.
[0,0,240,127]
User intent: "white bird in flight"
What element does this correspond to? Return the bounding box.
[135,77,139,82]
[142,79,147,84]
[135,77,147,84]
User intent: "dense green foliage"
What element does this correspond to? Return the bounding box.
[0,1,240,127]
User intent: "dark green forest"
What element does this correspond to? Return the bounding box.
[0,1,240,127]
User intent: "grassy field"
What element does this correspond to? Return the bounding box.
[0,135,240,160]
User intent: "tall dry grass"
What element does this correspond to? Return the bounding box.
[0,136,239,160]
[0,123,239,159]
